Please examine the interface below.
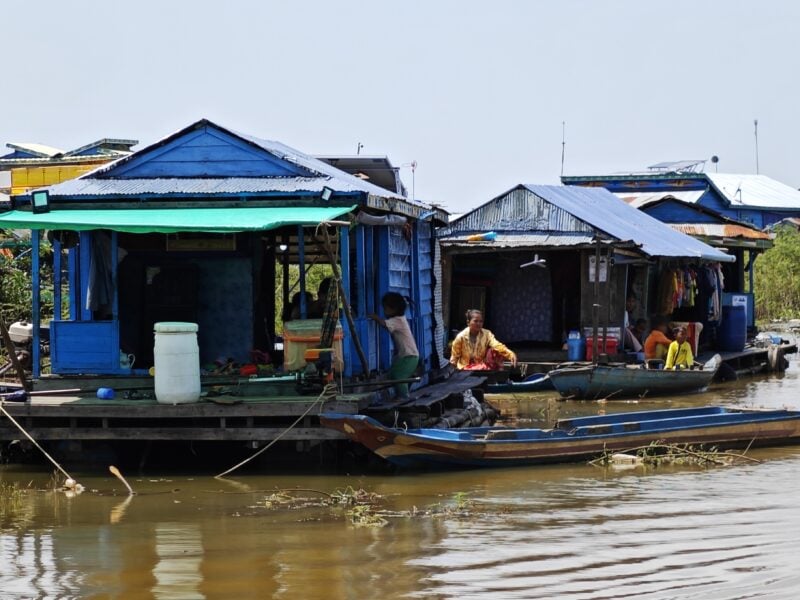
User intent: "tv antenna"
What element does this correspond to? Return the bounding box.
[357,142,364,155]
[753,119,759,174]
[560,121,566,177]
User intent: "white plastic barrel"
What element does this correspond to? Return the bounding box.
[153,322,201,405]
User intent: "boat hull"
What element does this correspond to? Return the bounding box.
[486,373,554,393]
[321,406,800,469]
[548,365,715,399]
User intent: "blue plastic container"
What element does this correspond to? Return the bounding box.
[567,335,586,361]
[718,305,746,352]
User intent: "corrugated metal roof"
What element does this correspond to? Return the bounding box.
[71,120,410,203]
[440,186,595,236]
[439,232,595,248]
[522,185,734,262]
[441,185,734,262]
[616,190,705,208]
[40,176,378,197]
[669,223,771,240]
[6,143,63,157]
[706,173,800,209]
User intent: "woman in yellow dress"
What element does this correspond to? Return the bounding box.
[449,309,517,370]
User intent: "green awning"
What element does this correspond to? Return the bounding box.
[0,206,356,234]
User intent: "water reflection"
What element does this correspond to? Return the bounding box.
[1,362,800,599]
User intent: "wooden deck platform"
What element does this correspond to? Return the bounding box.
[0,371,491,444]
[0,392,368,442]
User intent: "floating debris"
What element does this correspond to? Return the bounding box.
[589,441,762,468]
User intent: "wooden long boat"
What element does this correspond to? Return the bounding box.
[548,357,720,399]
[320,405,800,469]
[486,373,554,394]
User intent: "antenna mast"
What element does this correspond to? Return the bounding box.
[753,119,759,174]
[560,121,566,177]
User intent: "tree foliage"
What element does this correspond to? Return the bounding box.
[274,262,334,331]
[754,225,800,321]
[0,242,54,323]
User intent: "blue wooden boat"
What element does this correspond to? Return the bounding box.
[548,356,721,399]
[486,372,554,393]
[320,405,800,469]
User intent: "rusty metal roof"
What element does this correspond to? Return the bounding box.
[670,223,770,240]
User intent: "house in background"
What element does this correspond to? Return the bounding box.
[0,138,138,197]
[562,161,782,328]
[436,184,733,361]
[1,119,447,386]
[316,155,408,198]
[562,160,800,229]
[615,194,772,329]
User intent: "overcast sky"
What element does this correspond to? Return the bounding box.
[2,1,797,212]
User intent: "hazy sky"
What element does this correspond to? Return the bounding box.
[2,1,797,212]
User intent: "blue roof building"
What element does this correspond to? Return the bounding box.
[437,184,734,355]
[2,119,447,387]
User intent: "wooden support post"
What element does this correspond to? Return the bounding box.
[319,226,370,377]
[591,243,600,364]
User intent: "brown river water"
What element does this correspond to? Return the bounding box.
[3,358,800,599]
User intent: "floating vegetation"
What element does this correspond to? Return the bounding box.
[0,482,25,504]
[259,487,481,527]
[589,441,763,469]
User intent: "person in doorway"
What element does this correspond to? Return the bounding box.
[644,315,672,361]
[308,277,333,318]
[633,318,648,345]
[449,309,517,370]
[369,292,419,401]
[286,291,313,321]
[665,325,694,370]
[623,294,644,352]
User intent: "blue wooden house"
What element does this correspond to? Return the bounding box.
[437,184,734,358]
[0,119,446,387]
[562,167,779,328]
[562,166,800,229]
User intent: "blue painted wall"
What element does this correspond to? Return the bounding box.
[416,221,434,371]
[102,126,310,179]
[642,199,721,224]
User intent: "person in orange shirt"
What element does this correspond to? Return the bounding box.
[644,316,672,360]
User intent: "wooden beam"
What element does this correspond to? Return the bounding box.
[0,427,346,441]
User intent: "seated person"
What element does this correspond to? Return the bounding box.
[307,277,333,318]
[665,326,694,370]
[623,294,643,352]
[633,318,648,345]
[644,316,672,360]
[449,309,517,370]
[285,291,313,321]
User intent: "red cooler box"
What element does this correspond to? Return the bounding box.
[585,337,618,361]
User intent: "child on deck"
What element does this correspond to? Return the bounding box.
[665,326,694,370]
[369,293,420,401]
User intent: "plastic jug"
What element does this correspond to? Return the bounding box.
[567,331,585,361]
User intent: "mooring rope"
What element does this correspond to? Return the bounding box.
[0,401,76,483]
[214,382,338,479]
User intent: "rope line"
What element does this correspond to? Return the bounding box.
[214,382,337,479]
